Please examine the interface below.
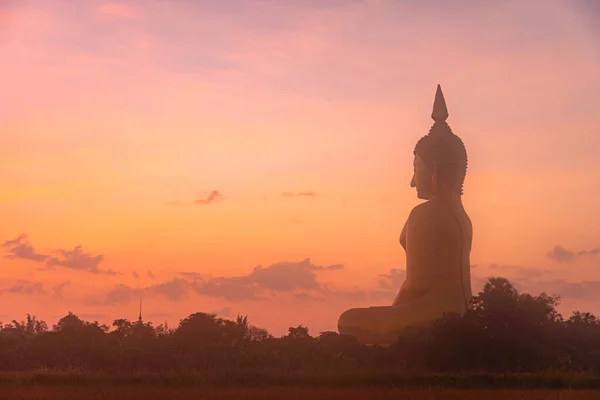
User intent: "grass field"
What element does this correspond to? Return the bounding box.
[0,372,599,399]
[1,387,600,400]
[2,370,600,389]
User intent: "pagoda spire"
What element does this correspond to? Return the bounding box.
[138,297,143,323]
[431,84,449,122]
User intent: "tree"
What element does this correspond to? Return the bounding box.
[286,325,310,340]
[0,277,598,373]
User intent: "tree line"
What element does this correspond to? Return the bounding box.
[1,277,599,373]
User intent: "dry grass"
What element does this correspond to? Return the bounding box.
[0,371,599,399]
[2,370,600,390]
[0,387,599,400]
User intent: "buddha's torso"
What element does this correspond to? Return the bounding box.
[396,195,472,309]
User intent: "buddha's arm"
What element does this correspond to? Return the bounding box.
[392,205,449,306]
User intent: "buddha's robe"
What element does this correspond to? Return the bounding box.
[337,196,472,345]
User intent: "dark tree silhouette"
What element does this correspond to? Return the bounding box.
[0,277,599,374]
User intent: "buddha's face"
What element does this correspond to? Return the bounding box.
[411,154,434,200]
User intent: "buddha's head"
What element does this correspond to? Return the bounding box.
[410,85,468,200]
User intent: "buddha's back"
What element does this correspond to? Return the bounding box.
[401,196,472,314]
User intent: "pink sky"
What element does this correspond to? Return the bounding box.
[1,0,599,335]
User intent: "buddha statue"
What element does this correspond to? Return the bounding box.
[337,85,473,345]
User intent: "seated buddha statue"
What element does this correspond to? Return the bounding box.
[337,85,473,345]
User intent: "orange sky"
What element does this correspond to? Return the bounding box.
[1,0,599,335]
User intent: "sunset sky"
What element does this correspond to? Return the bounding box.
[1,0,599,335]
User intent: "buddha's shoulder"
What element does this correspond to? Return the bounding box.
[408,199,472,233]
[408,200,443,221]
[407,200,455,230]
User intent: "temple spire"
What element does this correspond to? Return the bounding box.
[138,297,143,323]
[431,84,449,122]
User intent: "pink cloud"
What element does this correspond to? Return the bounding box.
[96,3,136,19]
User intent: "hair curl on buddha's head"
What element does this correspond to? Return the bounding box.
[413,85,468,195]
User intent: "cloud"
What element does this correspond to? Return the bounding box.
[47,246,115,275]
[213,306,234,318]
[0,279,70,300]
[85,258,600,317]
[179,271,203,280]
[578,248,600,257]
[2,235,116,275]
[89,278,190,306]
[78,313,107,321]
[293,292,323,302]
[146,278,189,301]
[180,258,345,301]
[188,258,346,301]
[459,264,600,307]
[243,259,328,291]
[147,270,156,279]
[282,191,317,197]
[378,268,406,290]
[547,245,600,263]
[132,271,140,279]
[359,268,407,303]
[547,246,576,263]
[87,284,140,306]
[488,263,548,279]
[503,277,600,303]
[92,258,346,305]
[195,190,224,205]
[543,280,600,300]
[52,281,71,298]
[192,279,261,302]
[2,234,49,262]
[95,2,136,19]
[169,190,224,206]
[1,280,46,296]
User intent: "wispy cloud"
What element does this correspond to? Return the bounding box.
[547,245,600,263]
[47,246,115,275]
[87,283,139,306]
[95,2,136,20]
[2,234,116,275]
[88,277,191,306]
[2,234,49,262]
[540,279,600,300]
[189,258,339,301]
[52,281,71,299]
[195,190,224,205]
[282,191,317,197]
[91,258,347,305]
[169,190,224,206]
[147,278,189,301]
[1,280,46,296]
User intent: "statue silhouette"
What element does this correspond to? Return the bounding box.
[337,85,473,345]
